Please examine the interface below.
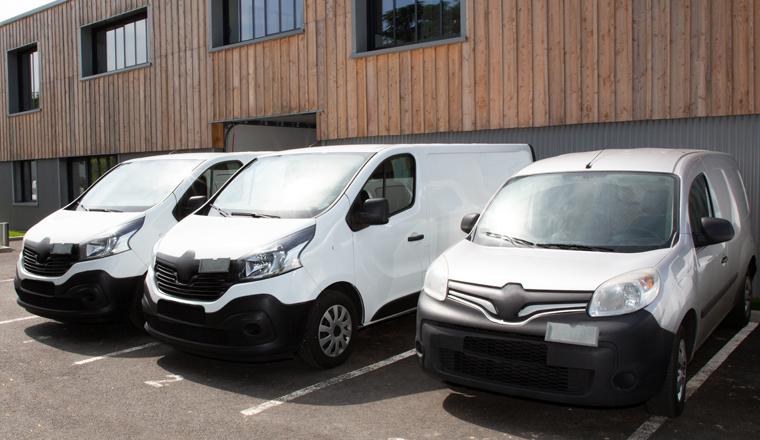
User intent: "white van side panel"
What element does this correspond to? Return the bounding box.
[425,150,534,264]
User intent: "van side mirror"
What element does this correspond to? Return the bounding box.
[460,213,480,234]
[358,198,389,225]
[181,195,208,218]
[695,217,734,246]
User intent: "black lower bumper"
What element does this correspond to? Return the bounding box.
[416,292,675,407]
[15,267,145,324]
[143,289,314,362]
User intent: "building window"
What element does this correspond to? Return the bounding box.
[68,155,118,201]
[13,160,37,204]
[81,9,149,77]
[6,43,40,114]
[210,0,303,49]
[368,0,461,51]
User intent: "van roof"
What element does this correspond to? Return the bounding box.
[515,148,731,176]
[124,152,254,163]
[266,143,533,155]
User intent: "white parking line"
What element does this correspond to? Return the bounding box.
[1,278,14,283]
[0,316,40,325]
[628,322,758,440]
[241,349,416,416]
[73,342,161,365]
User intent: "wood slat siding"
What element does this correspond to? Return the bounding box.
[2,0,760,161]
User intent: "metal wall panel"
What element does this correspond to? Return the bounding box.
[324,114,760,290]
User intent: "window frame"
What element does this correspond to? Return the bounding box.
[6,42,41,116]
[688,173,715,244]
[12,160,38,206]
[80,7,151,80]
[208,0,306,52]
[351,0,467,58]
[361,153,417,217]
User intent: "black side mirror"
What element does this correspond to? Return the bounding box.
[460,213,480,234]
[358,198,389,225]
[181,195,208,218]
[697,217,734,246]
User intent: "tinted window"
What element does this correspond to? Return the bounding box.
[185,161,242,200]
[360,155,415,215]
[688,174,714,236]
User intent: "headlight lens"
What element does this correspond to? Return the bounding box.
[423,256,449,301]
[236,225,315,282]
[79,218,144,261]
[588,268,660,317]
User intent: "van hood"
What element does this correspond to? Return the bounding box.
[156,215,316,260]
[24,210,146,246]
[445,240,672,291]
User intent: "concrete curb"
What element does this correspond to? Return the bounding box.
[9,236,23,242]
[0,246,11,253]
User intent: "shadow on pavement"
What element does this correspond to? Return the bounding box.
[23,319,157,358]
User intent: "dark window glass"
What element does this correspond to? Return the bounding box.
[223,0,303,46]
[92,14,148,75]
[12,46,40,113]
[368,0,461,51]
[68,155,118,201]
[360,155,416,216]
[688,174,714,237]
[13,160,37,203]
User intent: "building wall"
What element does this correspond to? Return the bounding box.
[2,0,760,162]
[0,159,61,230]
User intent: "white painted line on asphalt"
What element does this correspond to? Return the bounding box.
[1,278,14,283]
[0,316,40,325]
[628,322,758,440]
[241,349,416,416]
[73,342,161,365]
[145,374,184,388]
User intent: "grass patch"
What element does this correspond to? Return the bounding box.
[753,297,760,311]
[9,230,24,237]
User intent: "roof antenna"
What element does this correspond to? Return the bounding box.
[585,138,615,169]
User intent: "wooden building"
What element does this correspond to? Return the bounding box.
[2,0,760,242]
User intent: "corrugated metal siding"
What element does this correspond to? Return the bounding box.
[323,114,760,286]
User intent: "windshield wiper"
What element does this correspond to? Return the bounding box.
[484,232,536,248]
[231,212,281,219]
[87,208,123,213]
[209,204,230,217]
[78,203,90,212]
[536,243,614,252]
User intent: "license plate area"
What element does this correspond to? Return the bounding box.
[545,322,599,347]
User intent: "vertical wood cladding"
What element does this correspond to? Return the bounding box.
[2,0,760,161]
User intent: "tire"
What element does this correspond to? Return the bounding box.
[725,274,752,329]
[645,326,687,418]
[298,290,358,369]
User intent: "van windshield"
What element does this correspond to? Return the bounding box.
[474,172,679,253]
[209,153,371,219]
[76,159,202,212]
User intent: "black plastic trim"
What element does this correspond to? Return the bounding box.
[371,291,419,322]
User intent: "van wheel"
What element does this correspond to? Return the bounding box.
[298,290,358,369]
[645,326,687,418]
[725,275,752,328]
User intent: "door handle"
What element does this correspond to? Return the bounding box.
[721,255,728,265]
[408,234,424,242]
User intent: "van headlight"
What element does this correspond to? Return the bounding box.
[588,268,660,317]
[236,225,315,282]
[423,256,449,301]
[79,218,144,261]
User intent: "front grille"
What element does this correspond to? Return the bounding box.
[17,291,87,311]
[464,336,547,364]
[146,315,232,346]
[154,261,231,301]
[157,300,206,324]
[23,247,77,277]
[440,348,578,392]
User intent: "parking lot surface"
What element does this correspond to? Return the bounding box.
[2,239,759,439]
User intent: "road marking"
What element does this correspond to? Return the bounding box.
[1,278,14,283]
[23,336,51,344]
[241,349,416,416]
[0,316,40,325]
[628,322,758,440]
[73,342,161,365]
[145,374,184,388]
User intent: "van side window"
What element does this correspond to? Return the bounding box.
[360,155,415,215]
[688,174,714,236]
[175,161,242,220]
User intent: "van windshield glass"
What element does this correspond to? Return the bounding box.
[474,172,678,253]
[210,153,371,219]
[76,159,202,212]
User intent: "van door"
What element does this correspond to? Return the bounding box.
[352,154,427,324]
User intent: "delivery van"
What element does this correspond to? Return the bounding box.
[142,144,534,368]
[416,148,756,418]
[15,152,259,327]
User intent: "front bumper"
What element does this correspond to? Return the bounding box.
[143,288,314,362]
[416,292,675,407]
[15,267,145,323]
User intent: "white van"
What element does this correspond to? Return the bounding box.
[416,149,756,418]
[15,152,258,326]
[142,144,534,368]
